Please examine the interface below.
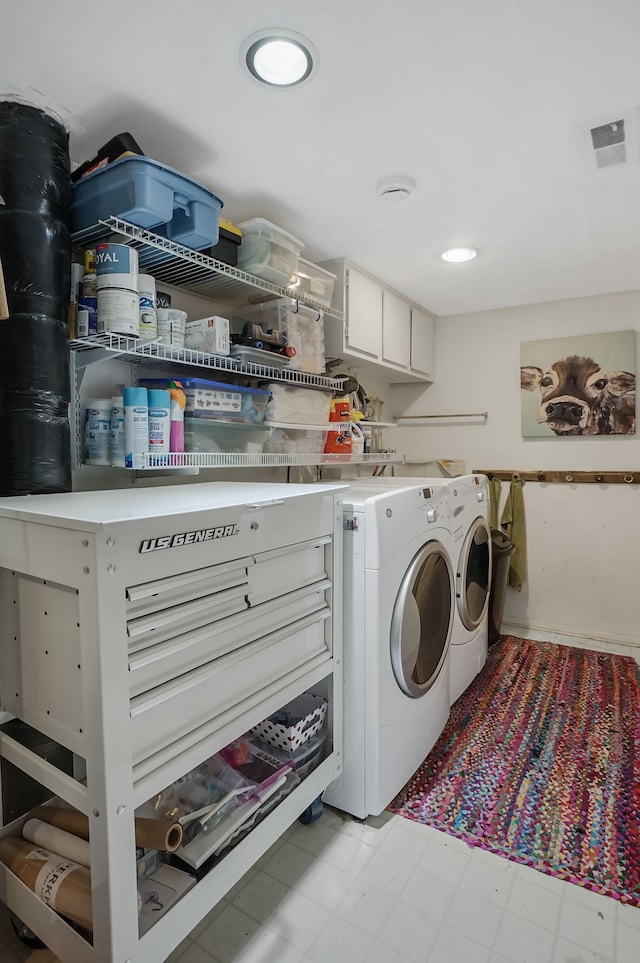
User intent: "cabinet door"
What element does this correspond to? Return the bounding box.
[345,266,382,359]
[410,307,435,379]
[382,289,411,368]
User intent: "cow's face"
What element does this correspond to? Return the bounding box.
[520,355,631,434]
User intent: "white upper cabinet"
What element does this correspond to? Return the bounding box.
[345,265,383,358]
[320,257,435,383]
[382,289,411,368]
[410,307,435,380]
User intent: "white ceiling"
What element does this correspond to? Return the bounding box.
[3,0,640,316]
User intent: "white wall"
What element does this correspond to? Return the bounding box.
[391,290,640,647]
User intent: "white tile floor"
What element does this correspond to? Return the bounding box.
[0,805,638,963]
[1,632,638,963]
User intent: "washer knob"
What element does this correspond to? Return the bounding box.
[426,508,438,523]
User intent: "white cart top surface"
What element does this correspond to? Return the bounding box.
[0,482,348,531]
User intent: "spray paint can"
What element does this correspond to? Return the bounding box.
[123,386,149,469]
[84,398,112,466]
[96,243,139,337]
[147,389,171,463]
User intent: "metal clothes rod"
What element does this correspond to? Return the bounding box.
[396,412,488,420]
[474,469,638,485]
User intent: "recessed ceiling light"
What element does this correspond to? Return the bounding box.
[242,30,317,87]
[441,247,478,262]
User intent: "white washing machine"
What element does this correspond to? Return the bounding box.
[446,474,492,704]
[323,480,455,819]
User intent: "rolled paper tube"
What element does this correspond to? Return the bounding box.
[133,817,183,853]
[28,806,183,853]
[23,819,91,867]
[0,836,92,931]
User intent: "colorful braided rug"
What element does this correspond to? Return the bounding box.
[389,635,640,905]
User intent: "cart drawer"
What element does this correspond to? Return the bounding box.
[248,537,330,606]
[130,608,331,765]
[128,581,331,696]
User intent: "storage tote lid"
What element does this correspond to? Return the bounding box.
[237,217,304,253]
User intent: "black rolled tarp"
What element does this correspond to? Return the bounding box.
[0,102,71,220]
[0,211,72,319]
[0,101,72,495]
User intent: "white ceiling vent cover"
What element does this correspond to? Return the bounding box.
[375,174,416,201]
[590,119,626,168]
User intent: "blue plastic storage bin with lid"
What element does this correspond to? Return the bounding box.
[71,156,223,251]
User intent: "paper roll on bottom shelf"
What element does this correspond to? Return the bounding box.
[23,818,91,867]
[28,805,183,852]
[0,836,93,931]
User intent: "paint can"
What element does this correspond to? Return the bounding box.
[96,243,139,337]
[156,308,186,347]
[156,290,172,308]
[96,289,139,337]
[138,274,158,341]
[95,244,138,290]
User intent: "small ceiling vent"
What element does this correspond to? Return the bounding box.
[590,119,626,168]
[375,173,416,201]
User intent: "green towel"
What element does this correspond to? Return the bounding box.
[488,477,502,529]
[500,477,527,590]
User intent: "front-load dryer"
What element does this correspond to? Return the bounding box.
[323,481,455,819]
[447,474,491,704]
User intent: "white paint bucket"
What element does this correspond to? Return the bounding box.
[96,243,140,336]
[97,287,140,337]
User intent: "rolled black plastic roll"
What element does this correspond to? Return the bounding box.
[0,102,70,218]
[0,411,71,496]
[0,101,72,496]
[0,211,71,317]
[0,316,70,400]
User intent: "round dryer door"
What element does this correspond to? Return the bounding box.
[456,516,491,631]
[390,540,454,698]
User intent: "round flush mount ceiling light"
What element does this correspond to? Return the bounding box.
[242,29,317,87]
[441,247,478,262]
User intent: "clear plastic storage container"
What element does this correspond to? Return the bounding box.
[184,419,265,454]
[288,258,336,307]
[236,217,304,287]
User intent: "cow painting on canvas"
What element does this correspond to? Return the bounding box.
[520,331,636,437]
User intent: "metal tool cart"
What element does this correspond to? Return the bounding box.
[0,481,345,962]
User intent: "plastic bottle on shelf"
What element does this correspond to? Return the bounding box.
[351,421,365,456]
[148,389,171,463]
[110,392,125,467]
[167,381,186,453]
[123,386,149,469]
[84,398,112,466]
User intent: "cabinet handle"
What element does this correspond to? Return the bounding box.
[245,499,285,510]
